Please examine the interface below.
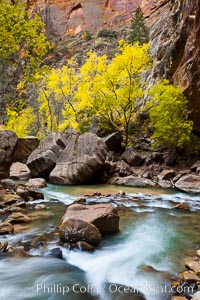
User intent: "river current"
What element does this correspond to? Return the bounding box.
[0,184,200,300]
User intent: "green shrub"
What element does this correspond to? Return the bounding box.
[97,29,117,38]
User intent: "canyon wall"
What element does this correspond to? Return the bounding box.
[28,0,200,130]
[28,0,141,36]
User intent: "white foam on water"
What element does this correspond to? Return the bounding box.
[62,215,176,300]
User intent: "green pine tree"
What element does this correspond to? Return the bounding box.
[129,7,149,45]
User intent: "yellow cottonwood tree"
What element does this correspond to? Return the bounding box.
[0,0,50,128]
[6,107,36,138]
[36,41,151,142]
[37,59,79,135]
[76,41,151,144]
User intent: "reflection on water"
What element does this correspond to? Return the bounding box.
[0,184,200,300]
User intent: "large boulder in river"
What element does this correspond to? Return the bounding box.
[10,162,31,180]
[27,132,67,178]
[113,175,156,188]
[175,174,200,193]
[59,218,102,245]
[0,130,18,179]
[62,203,119,234]
[50,133,107,184]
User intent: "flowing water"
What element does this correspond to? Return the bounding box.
[1,184,200,300]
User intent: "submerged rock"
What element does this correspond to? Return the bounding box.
[0,222,14,234]
[0,241,9,252]
[45,248,63,259]
[173,203,190,211]
[50,133,107,184]
[74,241,95,252]
[175,175,200,193]
[62,203,119,234]
[59,218,102,245]
[6,212,31,224]
[26,178,47,189]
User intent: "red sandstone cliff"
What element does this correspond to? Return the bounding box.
[28,0,200,130]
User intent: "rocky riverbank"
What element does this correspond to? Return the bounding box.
[1,179,200,299]
[1,129,200,194]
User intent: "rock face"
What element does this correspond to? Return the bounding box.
[27,132,67,178]
[0,130,18,179]
[28,0,200,131]
[62,203,119,234]
[148,0,200,131]
[50,133,107,185]
[59,218,102,245]
[28,0,140,36]
[175,174,200,193]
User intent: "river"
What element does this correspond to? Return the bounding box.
[0,184,200,300]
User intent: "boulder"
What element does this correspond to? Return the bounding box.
[122,148,145,166]
[185,261,200,276]
[0,130,18,179]
[196,250,200,257]
[163,153,177,166]
[0,222,14,234]
[113,175,156,188]
[50,133,107,185]
[179,271,199,283]
[10,162,31,180]
[175,175,200,193]
[0,179,16,191]
[27,132,67,178]
[74,241,95,252]
[190,161,200,172]
[173,203,190,211]
[7,212,31,224]
[35,204,46,210]
[16,186,30,201]
[26,178,47,189]
[158,180,173,189]
[28,190,44,200]
[59,218,102,245]
[12,137,39,163]
[158,169,175,181]
[61,203,119,234]
[0,241,9,252]
[102,132,122,151]
[192,291,200,300]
